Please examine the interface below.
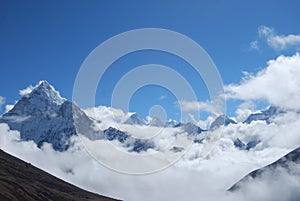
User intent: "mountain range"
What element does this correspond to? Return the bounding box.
[0,81,283,152]
[0,80,298,201]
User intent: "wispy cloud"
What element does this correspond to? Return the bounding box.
[249,40,259,50]
[178,100,222,115]
[19,85,34,96]
[159,95,166,100]
[0,96,5,109]
[251,26,300,51]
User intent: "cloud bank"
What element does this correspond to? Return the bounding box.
[1,104,300,201]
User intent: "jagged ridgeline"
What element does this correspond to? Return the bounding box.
[0,81,97,151]
[0,81,205,152]
[0,80,284,152]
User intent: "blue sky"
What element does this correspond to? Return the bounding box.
[1,0,300,121]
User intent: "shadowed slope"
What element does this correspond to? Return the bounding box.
[0,149,121,201]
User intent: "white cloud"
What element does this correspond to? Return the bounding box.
[0,121,293,201]
[178,100,223,116]
[254,26,300,50]
[250,40,259,50]
[1,103,300,201]
[225,53,300,110]
[5,104,14,113]
[2,77,300,201]
[0,96,4,108]
[159,95,166,100]
[233,101,256,122]
[187,113,214,129]
[19,85,34,96]
[228,161,300,201]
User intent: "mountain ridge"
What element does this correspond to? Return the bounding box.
[228,146,300,192]
[0,80,286,153]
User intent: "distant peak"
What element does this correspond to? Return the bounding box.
[210,114,236,130]
[216,114,229,119]
[243,105,283,124]
[130,112,138,117]
[124,112,146,125]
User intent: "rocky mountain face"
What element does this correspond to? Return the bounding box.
[233,138,261,151]
[181,122,204,135]
[210,115,236,130]
[243,106,281,124]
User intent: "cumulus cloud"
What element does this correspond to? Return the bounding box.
[0,123,250,200]
[225,53,300,110]
[233,101,256,122]
[1,90,300,201]
[2,105,299,201]
[0,123,228,201]
[19,85,34,96]
[251,26,300,51]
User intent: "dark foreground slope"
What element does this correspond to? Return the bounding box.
[0,149,121,201]
[228,146,300,192]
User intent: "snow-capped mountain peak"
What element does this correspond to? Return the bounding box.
[0,80,93,151]
[5,81,65,118]
[124,112,146,125]
[148,116,166,127]
[210,115,236,130]
[26,80,66,106]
